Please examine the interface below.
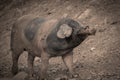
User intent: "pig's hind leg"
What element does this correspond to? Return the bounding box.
[11,48,23,75]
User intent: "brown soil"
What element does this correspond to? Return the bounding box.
[0,0,120,80]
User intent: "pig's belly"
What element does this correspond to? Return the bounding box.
[46,48,73,57]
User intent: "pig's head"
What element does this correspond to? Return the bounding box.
[56,19,96,39]
[46,18,96,52]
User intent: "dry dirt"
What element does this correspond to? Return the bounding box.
[0,0,120,80]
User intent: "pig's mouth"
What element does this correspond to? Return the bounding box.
[77,26,96,35]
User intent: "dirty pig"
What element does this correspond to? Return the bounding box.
[10,15,96,80]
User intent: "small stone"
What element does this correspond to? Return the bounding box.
[62,13,68,18]
[12,72,28,80]
[35,57,41,62]
[90,47,95,51]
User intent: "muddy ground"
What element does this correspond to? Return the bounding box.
[0,0,120,80]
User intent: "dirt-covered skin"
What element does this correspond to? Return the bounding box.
[0,0,120,80]
[11,14,95,80]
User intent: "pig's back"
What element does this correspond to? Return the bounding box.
[11,15,45,47]
[24,17,45,41]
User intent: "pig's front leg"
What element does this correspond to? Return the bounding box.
[27,53,35,80]
[62,52,79,78]
[40,52,50,80]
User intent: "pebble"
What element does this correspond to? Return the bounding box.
[12,72,28,80]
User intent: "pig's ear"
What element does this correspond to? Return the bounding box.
[57,24,72,39]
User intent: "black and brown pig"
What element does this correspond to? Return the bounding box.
[11,15,96,80]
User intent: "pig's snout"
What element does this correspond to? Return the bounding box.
[77,27,96,35]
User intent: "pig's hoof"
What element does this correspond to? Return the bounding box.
[12,71,28,80]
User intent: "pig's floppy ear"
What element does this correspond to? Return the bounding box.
[57,24,72,39]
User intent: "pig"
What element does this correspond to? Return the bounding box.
[10,15,96,80]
